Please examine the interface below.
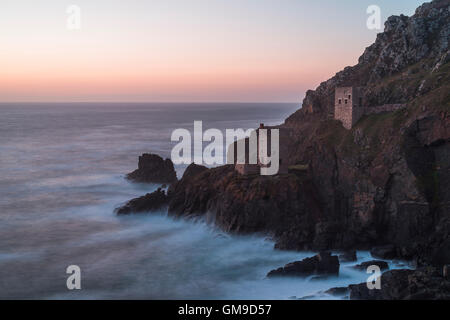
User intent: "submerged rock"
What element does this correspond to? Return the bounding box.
[267,252,339,278]
[115,188,169,215]
[354,260,389,271]
[127,153,177,184]
[324,287,349,297]
[310,275,331,281]
[339,250,357,262]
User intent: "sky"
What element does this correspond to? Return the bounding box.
[0,0,425,102]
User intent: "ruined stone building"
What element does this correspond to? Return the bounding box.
[233,123,291,175]
[334,87,365,130]
[334,87,407,129]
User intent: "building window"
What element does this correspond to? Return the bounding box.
[348,95,351,99]
[344,99,348,104]
[359,97,362,107]
[338,99,341,104]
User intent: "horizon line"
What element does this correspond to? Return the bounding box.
[0,101,302,105]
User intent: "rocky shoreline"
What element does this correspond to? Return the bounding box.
[116,0,450,300]
[116,153,450,299]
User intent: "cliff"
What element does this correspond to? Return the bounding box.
[167,164,323,239]
[118,0,450,268]
[285,0,449,118]
[275,0,450,265]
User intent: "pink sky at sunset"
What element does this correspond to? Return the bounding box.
[0,0,424,102]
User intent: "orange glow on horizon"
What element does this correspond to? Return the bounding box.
[2,0,422,102]
[0,47,346,101]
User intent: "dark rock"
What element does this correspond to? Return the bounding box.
[310,275,330,281]
[115,188,169,215]
[316,252,340,274]
[181,163,209,180]
[298,295,316,300]
[348,283,380,300]
[325,287,349,297]
[267,252,339,278]
[339,250,357,262]
[349,267,450,300]
[167,164,323,237]
[127,153,177,184]
[444,265,450,280]
[349,269,413,300]
[370,245,397,259]
[431,238,450,267]
[354,260,389,271]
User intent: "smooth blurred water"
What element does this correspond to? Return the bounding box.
[0,103,410,299]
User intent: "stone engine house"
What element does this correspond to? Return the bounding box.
[334,87,365,130]
[233,123,291,175]
[334,87,407,129]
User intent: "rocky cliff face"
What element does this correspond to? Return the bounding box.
[120,0,449,268]
[167,164,323,240]
[286,0,449,119]
[280,0,450,264]
[163,0,450,264]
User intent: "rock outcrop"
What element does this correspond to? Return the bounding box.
[339,250,357,262]
[354,260,389,271]
[370,245,397,260]
[349,267,450,300]
[115,188,169,215]
[267,252,340,277]
[127,153,177,184]
[166,164,323,237]
[324,287,349,297]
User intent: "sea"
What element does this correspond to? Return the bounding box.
[0,102,411,299]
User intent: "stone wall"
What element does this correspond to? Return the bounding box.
[335,87,354,129]
[365,104,407,115]
[335,104,353,129]
[351,87,365,127]
[335,86,405,129]
[334,87,365,130]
